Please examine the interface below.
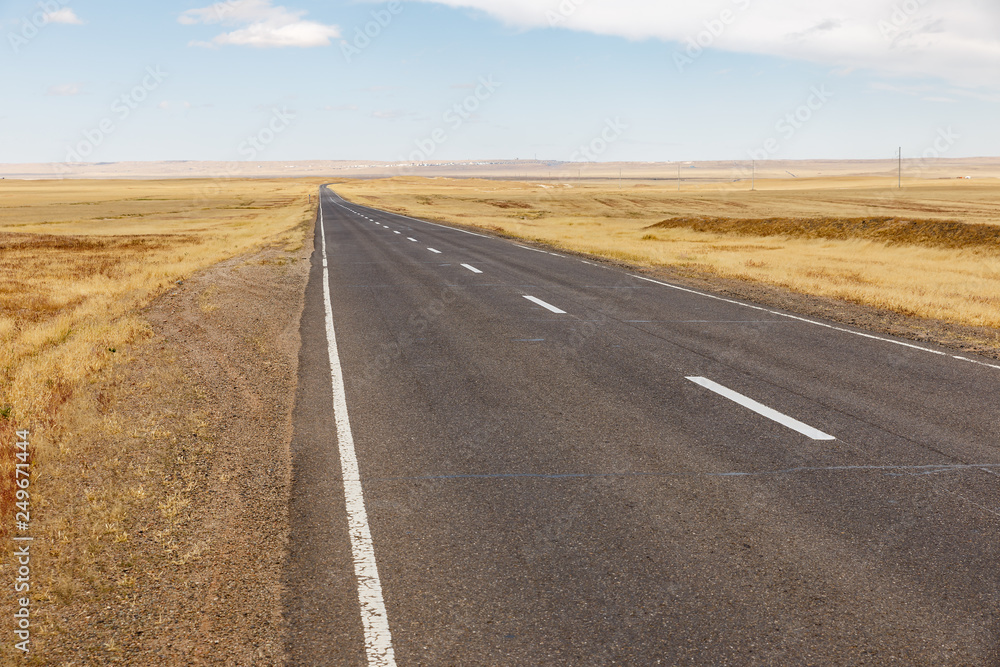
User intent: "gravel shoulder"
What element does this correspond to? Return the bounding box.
[28,232,312,664]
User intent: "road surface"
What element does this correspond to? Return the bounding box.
[285,186,1000,665]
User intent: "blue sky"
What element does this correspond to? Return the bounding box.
[2,0,999,164]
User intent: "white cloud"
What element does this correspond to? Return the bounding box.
[404,0,1000,89]
[180,0,339,48]
[46,83,83,96]
[44,8,84,25]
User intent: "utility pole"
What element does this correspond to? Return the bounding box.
[751,160,755,191]
[677,162,681,191]
[619,168,622,190]
[898,147,902,189]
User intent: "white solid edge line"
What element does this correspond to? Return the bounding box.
[461,263,483,274]
[319,197,397,667]
[428,248,442,254]
[687,376,836,441]
[523,295,567,314]
[630,274,1000,372]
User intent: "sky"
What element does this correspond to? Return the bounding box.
[2,0,999,164]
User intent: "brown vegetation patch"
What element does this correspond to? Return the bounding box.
[482,199,533,209]
[0,233,173,252]
[649,216,1000,250]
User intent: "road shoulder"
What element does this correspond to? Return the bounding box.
[29,235,312,664]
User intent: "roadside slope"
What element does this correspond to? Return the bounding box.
[14,239,311,664]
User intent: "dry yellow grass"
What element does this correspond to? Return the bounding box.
[333,176,1000,328]
[0,178,320,526]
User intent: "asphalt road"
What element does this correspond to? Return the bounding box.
[285,186,1000,666]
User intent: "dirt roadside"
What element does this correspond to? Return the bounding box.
[23,228,313,664]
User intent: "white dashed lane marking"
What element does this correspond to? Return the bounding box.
[686,376,836,441]
[523,295,566,314]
